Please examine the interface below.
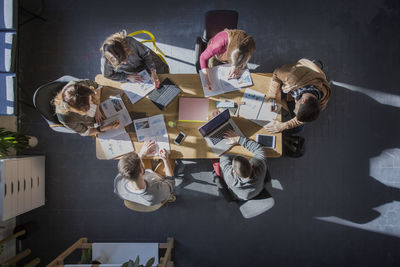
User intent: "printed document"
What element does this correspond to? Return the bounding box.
[200,64,253,97]
[98,133,134,160]
[121,70,155,104]
[133,114,170,156]
[100,94,132,127]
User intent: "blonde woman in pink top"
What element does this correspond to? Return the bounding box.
[199,29,255,91]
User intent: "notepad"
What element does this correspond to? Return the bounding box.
[178,97,209,122]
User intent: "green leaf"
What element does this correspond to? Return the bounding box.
[128,259,135,267]
[145,257,155,267]
[121,262,129,267]
[134,256,140,267]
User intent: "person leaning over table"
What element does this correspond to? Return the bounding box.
[114,141,176,206]
[264,58,331,134]
[211,130,267,201]
[199,29,255,91]
[100,30,169,88]
[52,80,118,136]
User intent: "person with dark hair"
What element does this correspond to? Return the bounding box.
[212,130,267,201]
[264,58,331,134]
[200,29,255,91]
[114,141,176,206]
[100,30,169,88]
[53,80,118,136]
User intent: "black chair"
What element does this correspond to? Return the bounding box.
[194,10,239,73]
[33,75,78,133]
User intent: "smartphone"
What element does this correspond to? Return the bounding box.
[174,132,186,145]
[257,134,276,148]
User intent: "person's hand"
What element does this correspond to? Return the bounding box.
[159,148,169,160]
[101,121,119,132]
[127,74,144,83]
[95,106,105,125]
[228,67,240,79]
[202,69,213,91]
[211,109,221,118]
[224,129,240,145]
[139,140,156,158]
[264,121,285,133]
[151,69,160,89]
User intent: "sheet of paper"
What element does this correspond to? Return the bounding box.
[120,70,155,103]
[200,64,252,97]
[133,114,170,156]
[257,99,280,121]
[98,133,134,159]
[238,88,265,120]
[97,114,126,139]
[100,95,132,127]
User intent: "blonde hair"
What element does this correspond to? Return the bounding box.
[225,29,255,69]
[100,30,133,68]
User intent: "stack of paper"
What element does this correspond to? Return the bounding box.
[200,64,253,97]
[121,70,155,104]
[133,114,170,156]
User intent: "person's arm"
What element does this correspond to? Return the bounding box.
[219,154,241,187]
[237,136,266,164]
[101,56,128,81]
[266,68,283,99]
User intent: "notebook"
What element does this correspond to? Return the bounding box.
[148,78,181,110]
[178,97,209,122]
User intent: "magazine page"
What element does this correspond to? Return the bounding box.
[97,114,126,139]
[98,133,134,159]
[100,95,132,127]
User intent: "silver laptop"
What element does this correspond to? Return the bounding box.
[198,109,244,156]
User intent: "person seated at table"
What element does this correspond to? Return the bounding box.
[53,79,119,136]
[200,29,255,91]
[211,130,267,201]
[100,30,169,88]
[114,141,176,206]
[264,58,331,134]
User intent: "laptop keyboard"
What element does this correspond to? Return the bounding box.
[149,85,180,106]
[209,123,234,145]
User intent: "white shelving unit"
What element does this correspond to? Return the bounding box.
[0,156,45,221]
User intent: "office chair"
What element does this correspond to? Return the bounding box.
[128,30,169,72]
[194,10,239,73]
[33,75,78,133]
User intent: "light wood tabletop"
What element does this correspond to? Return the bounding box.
[95,73,282,159]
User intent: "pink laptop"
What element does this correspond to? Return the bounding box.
[178,97,209,122]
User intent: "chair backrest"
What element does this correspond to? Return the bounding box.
[123,200,165,212]
[33,75,79,132]
[203,10,239,42]
[128,30,169,71]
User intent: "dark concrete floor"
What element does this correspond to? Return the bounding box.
[16,0,400,266]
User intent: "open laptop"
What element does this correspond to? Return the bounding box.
[198,109,244,156]
[148,78,181,110]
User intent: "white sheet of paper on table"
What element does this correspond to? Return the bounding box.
[120,70,155,104]
[97,114,127,139]
[200,64,252,97]
[238,88,265,120]
[133,114,170,156]
[98,132,134,159]
[100,95,132,127]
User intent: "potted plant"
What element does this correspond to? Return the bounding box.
[122,256,155,267]
[0,128,37,157]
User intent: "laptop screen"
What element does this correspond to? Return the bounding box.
[198,109,230,137]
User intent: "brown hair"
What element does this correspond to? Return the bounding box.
[233,155,252,178]
[225,29,255,69]
[297,96,321,122]
[53,82,95,114]
[118,152,143,181]
[100,30,133,68]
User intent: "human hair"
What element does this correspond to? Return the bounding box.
[118,152,143,181]
[53,82,94,114]
[233,155,252,179]
[226,29,255,69]
[101,30,132,68]
[297,96,321,122]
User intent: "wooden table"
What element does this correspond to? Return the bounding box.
[95,73,282,159]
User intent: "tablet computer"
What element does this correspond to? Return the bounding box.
[256,134,276,148]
